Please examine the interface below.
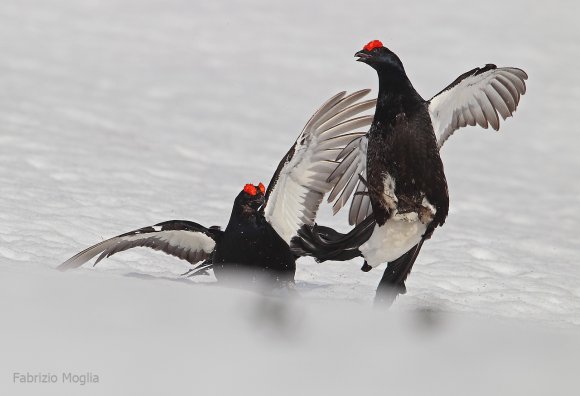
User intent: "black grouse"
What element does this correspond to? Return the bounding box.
[60,183,298,284]
[58,90,376,286]
[294,40,528,304]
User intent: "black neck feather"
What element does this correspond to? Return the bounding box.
[374,68,424,124]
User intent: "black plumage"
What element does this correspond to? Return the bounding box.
[211,185,296,284]
[294,41,527,305]
[59,184,296,286]
[358,43,448,231]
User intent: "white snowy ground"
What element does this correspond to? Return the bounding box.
[1,0,579,394]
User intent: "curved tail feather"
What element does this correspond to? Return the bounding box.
[291,215,375,262]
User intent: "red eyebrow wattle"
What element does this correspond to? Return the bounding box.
[243,184,257,196]
[363,40,383,51]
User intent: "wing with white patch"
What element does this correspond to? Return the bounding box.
[428,64,528,148]
[58,220,222,270]
[328,65,527,225]
[263,90,375,244]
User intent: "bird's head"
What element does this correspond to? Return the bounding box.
[355,40,405,74]
[235,182,266,214]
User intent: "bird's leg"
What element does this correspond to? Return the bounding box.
[374,277,407,307]
[422,224,435,240]
[374,241,424,307]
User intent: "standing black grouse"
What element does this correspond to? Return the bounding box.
[294,40,528,304]
[58,90,376,286]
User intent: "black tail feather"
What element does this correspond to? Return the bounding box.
[374,239,425,306]
[291,216,375,262]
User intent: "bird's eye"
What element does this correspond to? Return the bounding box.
[243,184,257,196]
[258,182,265,194]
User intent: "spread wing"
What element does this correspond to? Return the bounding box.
[58,220,222,270]
[428,64,528,148]
[327,65,527,225]
[263,90,376,244]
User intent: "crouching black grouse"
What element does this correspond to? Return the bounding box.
[58,90,376,287]
[294,40,528,304]
[59,183,297,285]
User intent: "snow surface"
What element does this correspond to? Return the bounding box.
[1,0,579,394]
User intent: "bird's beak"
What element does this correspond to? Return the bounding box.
[355,50,372,62]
